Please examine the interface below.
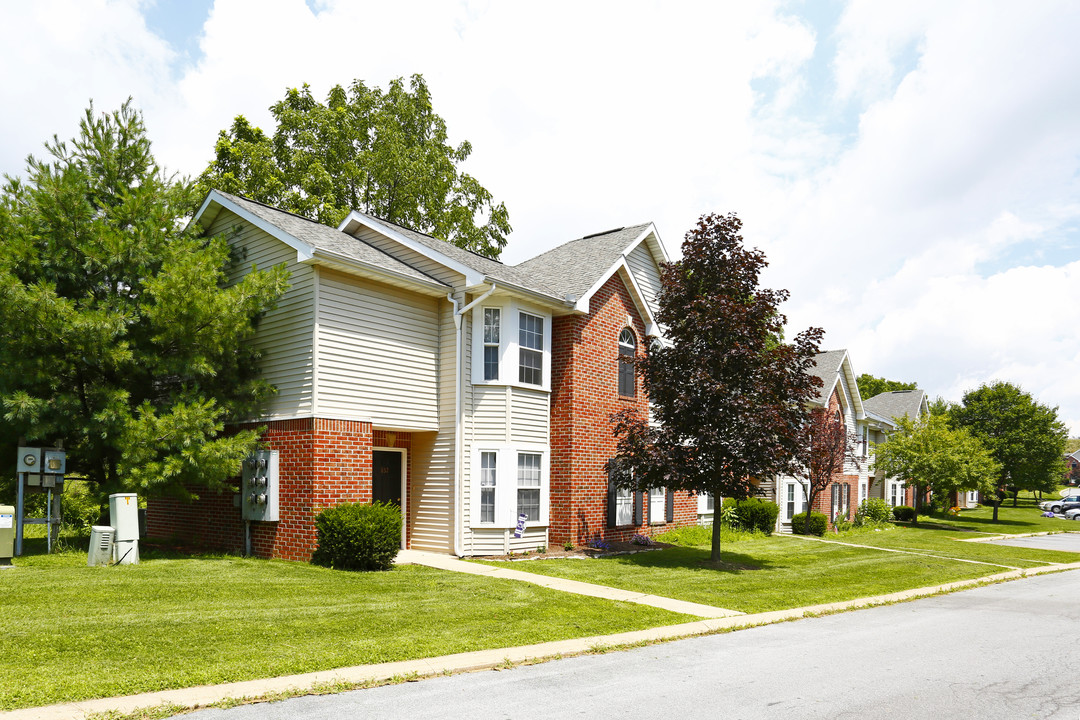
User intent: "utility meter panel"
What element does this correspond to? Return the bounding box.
[16,447,41,474]
[43,450,66,475]
[241,450,279,522]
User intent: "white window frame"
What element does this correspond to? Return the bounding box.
[470,301,551,390]
[469,444,549,528]
[618,328,636,398]
[518,311,544,386]
[649,487,666,524]
[479,450,497,523]
[482,308,500,382]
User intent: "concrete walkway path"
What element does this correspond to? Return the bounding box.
[393,549,744,619]
[8,555,1080,720]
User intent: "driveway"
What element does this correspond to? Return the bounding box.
[185,567,1080,720]
[985,531,1080,553]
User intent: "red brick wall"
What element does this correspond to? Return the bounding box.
[549,271,697,546]
[146,418,416,561]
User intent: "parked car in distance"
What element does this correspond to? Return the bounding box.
[1065,508,1080,521]
[1039,495,1080,514]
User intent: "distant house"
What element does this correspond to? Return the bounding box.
[146,191,699,559]
[1065,450,1080,485]
[862,389,938,507]
[765,349,870,532]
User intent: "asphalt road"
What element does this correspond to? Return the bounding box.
[187,560,1080,720]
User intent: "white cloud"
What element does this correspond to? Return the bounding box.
[2,0,1079,433]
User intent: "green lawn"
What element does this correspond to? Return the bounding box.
[0,546,688,711]
[472,500,1080,616]
[477,535,1017,614]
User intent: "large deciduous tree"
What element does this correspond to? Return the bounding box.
[856,374,916,401]
[793,408,860,534]
[874,415,1000,520]
[0,101,289,500]
[199,74,511,259]
[949,381,1067,521]
[608,212,823,564]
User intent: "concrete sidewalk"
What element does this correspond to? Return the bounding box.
[394,549,745,619]
[7,558,1080,720]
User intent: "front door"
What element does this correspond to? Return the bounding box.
[372,450,402,508]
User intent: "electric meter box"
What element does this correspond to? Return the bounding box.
[0,504,13,563]
[241,450,279,522]
[43,450,66,475]
[108,493,140,542]
[16,447,41,474]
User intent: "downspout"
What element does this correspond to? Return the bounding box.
[448,283,497,557]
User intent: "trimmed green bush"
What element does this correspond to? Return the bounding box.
[855,498,892,526]
[734,498,780,535]
[312,501,402,571]
[790,511,828,536]
[892,505,916,521]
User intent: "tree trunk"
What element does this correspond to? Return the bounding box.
[710,514,723,563]
[912,483,920,526]
[992,499,1000,522]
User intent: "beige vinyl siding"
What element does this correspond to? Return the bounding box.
[349,226,465,288]
[509,388,549,443]
[466,527,548,556]
[213,210,314,419]
[316,269,439,429]
[626,240,663,317]
[408,298,458,553]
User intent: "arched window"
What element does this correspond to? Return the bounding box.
[618,328,636,398]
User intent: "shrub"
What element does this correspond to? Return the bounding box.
[735,498,780,535]
[892,505,916,522]
[790,511,828,536]
[654,524,712,547]
[719,499,740,528]
[855,498,892,526]
[312,501,402,571]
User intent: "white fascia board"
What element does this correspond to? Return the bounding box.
[865,410,897,431]
[338,211,485,287]
[196,190,315,262]
[309,248,450,297]
[469,281,569,313]
[838,351,865,419]
[573,257,660,337]
[625,223,670,265]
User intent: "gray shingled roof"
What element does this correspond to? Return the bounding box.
[863,389,928,422]
[360,214,562,300]
[809,350,848,405]
[210,192,448,288]
[513,224,653,302]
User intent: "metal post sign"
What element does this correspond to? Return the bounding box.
[513,513,527,538]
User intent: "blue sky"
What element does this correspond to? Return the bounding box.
[1,0,1078,433]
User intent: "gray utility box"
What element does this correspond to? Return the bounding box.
[16,447,41,474]
[241,450,279,522]
[0,505,13,564]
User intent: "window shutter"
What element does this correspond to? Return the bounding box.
[633,491,642,526]
[606,467,617,528]
[665,489,674,522]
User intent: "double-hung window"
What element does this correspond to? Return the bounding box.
[618,328,636,397]
[518,312,543,385]
[483,309,500,381]
[517,452,541,521]
[480,452,497,523]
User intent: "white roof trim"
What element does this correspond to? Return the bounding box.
[624,223,670,265]
[195,190,315,263]
[338,211,484,287]
[309,248,449,295]
[573,257,660,337]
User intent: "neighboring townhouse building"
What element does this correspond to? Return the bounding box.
[768,350,867,532]
[146,191,696,559]
[1064,450,1080,485]
[862,389,934,507]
